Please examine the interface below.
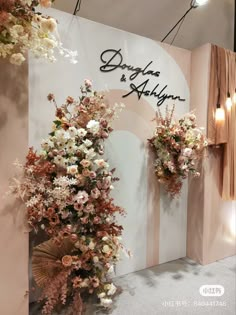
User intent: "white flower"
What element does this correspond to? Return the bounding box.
[88,241,95,250]
[69,156,78,164]
[43,38,56,49]
[107,265,115,275]
[67,165,78,175]
[107,283,117,296]
[21,0,32,5]
[53,176,77,187]
[93,256,99,263]
[54,156,66,166]
[10,25,24,38]
[78,144,89,153]
[77,128,87,138]
[56,141,66,150]
[66,141,77,154]
[102,236,108,241]
[98,292,106,299]
[87,120,100,134]
[86,148,96,160]
[41,18,57,33]
[94,159,109,168]
[55,129,70,141]
[10,53,25,66]
[80,278,89,288]
[40,224,45,230]
[183,148,192,157]
[102,245,111,254]
[68,126,77,138]
[26,195,40,207]
[83,139,93,147]
[41,138,54,151]
[100,298,112,308]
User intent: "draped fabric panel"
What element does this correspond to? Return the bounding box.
[222,51,236,200]
[207,45,228,145]
[207,45,236,200]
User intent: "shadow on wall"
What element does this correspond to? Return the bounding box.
[0,59,28,126]
[187,159,205,264]
[0,59,29,314]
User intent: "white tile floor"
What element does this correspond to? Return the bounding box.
[30,255,236,315]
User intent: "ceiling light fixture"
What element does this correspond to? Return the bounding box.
[226,54,232,111]
[73,0,82,15]
[215,103,225,122]
[215,50,225,125]
[226,92,232,110]
[161,0,209,43]
[191,0,208,7]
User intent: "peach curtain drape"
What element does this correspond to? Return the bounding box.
[222,50,236,200]
[207,45,236,200]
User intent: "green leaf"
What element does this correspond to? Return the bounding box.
[53,120,62,127]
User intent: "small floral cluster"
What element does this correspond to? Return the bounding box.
[148,105,207,197]
[0,0,77,65]
[11,80,126,314]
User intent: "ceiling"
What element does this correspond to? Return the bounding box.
[53,0,235,51]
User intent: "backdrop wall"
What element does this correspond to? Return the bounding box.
[29,9,191,276]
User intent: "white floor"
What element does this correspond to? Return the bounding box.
[30,255,236,315]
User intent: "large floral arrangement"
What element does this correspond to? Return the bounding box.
[148,105,207,197]
[0,0,77,65]
[11,80,126,314]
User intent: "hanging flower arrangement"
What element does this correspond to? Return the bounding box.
[148,105,208,198]
[0,0,77,65]
[10,80,127,314]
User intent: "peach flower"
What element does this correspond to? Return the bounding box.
[39,0,52,8]
[62,255,73,267]
[80,159,91,168]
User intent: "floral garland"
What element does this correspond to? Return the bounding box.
[10,80,127,314]
[148,105,207,197]
[0,0,77,65]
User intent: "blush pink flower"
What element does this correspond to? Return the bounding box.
[84,79,92,88]
[74,191,89,204]
[91,188,100,199]
[93,216,101,224]
[84,203,95,213]
[80,216,89,224]
[89,171,97,179]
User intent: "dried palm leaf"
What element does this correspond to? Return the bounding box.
[32,238,74,288]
